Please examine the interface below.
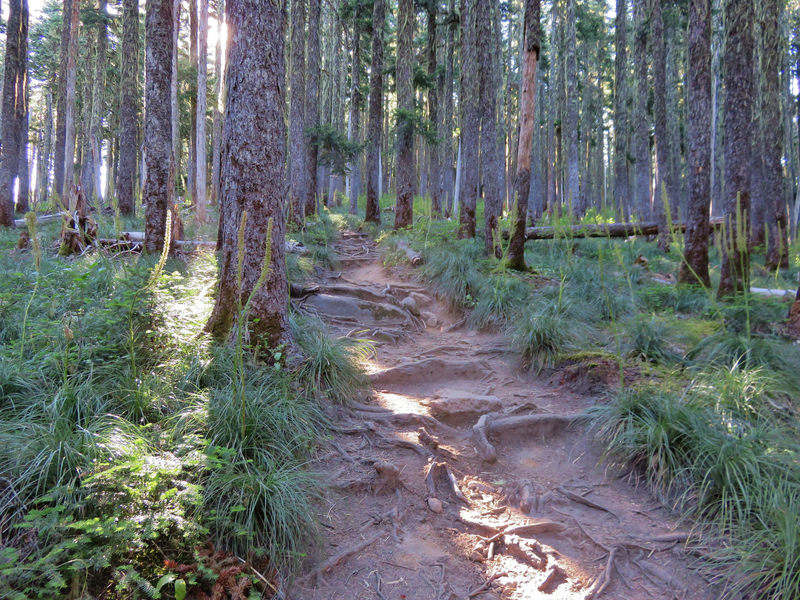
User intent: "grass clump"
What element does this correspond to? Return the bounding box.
[291,312,370,404]
[625,314,677,364]
[420,239,484,309]
[468,274,530,329]
[508,301,586,373]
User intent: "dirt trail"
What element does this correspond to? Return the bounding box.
[288,231,711,600]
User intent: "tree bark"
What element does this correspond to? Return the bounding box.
[117,0,139,215]
[195,0,209,222]
[565,0,580,217]
[188,0,197,203]
[205,0,292,351]
[478,0,503,256]
[0,0,27,225]
[717,0,753,297]
[210,0,224,205]
[82,0,108,205]
[763,0,789,270]
[347,10,362,215]
[171,0,180,200]
[506,0,540,271]
[62,0,79,201]
[426,0,441,216]
[457,0,479,237]
[288,0,306,225]
[143,0,175,253]
[365,0,384,224]
[651,0,671,251]
[613,0,629,220]
[678,0,712,286]
[53,0,72,201]
[17,73,29,214]
[394,0,414,229]
[304,0,320,216]
[632,0,651,220]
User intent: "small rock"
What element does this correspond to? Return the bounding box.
[420,310,438,327]
[401,296,420,316]
[427,497,444,513]
[410,292,433,307]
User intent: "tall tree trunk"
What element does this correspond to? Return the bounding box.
[458,0,479,237]
[441,0,455,215]
[394,0,414,229]
[205,0,292,350]
[37,89,53,207]
[426,0,441,216]
[82,0,108,205]
[288,0,306,224]
[717,0,753,297]
[565,0,580,217]
[304,0,320,216]
[0,0,27,225]
[710,0,723,216]
[479,0,503,256]
[143,0,175,253]
[632,0,650,219]
[763,0,788,270]
[613,0,629,220]
[62,0,79,201]
[679,0,712,286]
[750,12,765,249]
[171,0,180,199]
[195,0,209,222]
[365,0,384,224]
[53,0,72,201]
[507,0,540,271]
[117,0,139,215]
[348,11,362,215]
[210,0,223,205]
[188,0,197,203]
[17,68,29,214]
[651,0,671,250]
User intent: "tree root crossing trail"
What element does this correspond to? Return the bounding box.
[289,230,710,600]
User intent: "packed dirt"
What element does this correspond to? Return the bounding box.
[287,231,713,600]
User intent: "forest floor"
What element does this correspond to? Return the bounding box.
[288,229,712,600]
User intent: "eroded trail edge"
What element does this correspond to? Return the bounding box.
[289,230,709,600]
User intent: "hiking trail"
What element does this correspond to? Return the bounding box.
[287,230,709,600]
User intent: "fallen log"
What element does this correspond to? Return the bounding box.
[13,213,65,227]
[395,239,423,266]
[94,233,307,253]
[515,219,724,241]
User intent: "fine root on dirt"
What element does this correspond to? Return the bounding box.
[556,486,621,522]
[468,572,505,598]
[304,531,385,583]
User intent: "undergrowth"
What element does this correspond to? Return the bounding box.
[0,218,362,598]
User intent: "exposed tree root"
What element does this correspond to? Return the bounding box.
[556,486,621,522]
[468,572,505,598]
[424,461,469,505]
[472,413,578,462]
[303,531,385,583]
[537,564,567,593]
[585,546,620,599]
